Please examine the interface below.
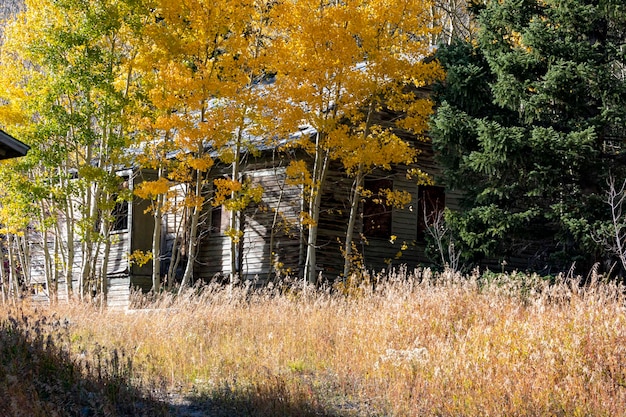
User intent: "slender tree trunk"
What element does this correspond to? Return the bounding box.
[298,183,306,275]
[152,170,164,292]
[63,188,75,300]
[237,210,245,278]
[304,133,330,285]
[54,224,66,302]
[80,181,101,301]
[99,212,112,306]
[229,132,243,284]
[65,202,76,302]
[7,235,20,300]
[78,171,92,301]
[39,203,56,304]
[99,246,109,305]
[179,171,203,294]
[152,193,163,292]
[80,241,92,301]
[268,169,286,279]
[167,212,184,290]
[52,232,59,303]
[343,173,364,278]
[42,227,57,304]
[17,234,30,287]
[42,227,53,302]
[0,240,6,304]
[179,101,212,292]
[91,233,105,301]
[342,102,374,279]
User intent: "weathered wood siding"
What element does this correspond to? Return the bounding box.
[107,232,131,276]
[361,167,420,273]
[359,132,466,272]
[241,167,301,278]
[162,182,187,282]
[106,170,155,308]
[190,138,460,282]
[27,168,155,309]
[195,165,301,281]
[314,166,352,277]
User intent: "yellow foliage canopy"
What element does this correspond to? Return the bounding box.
[134,177,171,200]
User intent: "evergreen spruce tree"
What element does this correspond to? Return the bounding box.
[431,0,626,272]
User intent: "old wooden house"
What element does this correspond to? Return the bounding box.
[26,129,456,307]
[179,119,460,284]
[25,106,459,307]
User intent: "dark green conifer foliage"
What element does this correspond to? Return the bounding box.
[431,0,626,271]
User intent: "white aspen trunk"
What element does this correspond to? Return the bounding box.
[268,169,286,279]
[78,157,93,301]
[79,242,90,300]
[304,133,330,284]
[98,211,112,306]
[0,241,6,304]
[151,190,163,292]
[80,180,101,301]
[167,213,184,290]
[99,244,109,305]
[7,235,20,300]
[179,101,212,292]
[41,226,56,304]
[90,233,105,301]
[179,172,203,294]
[304,216,319,284]
[343,173,364,279]
[228,211,239,283]
[54,224,66,302]
[148,162,167,292]
[17,235,30,287]
[52,230,59,302]
[39,203,56,303]
[229,131,243,284]
[88,177,108,302]
[342,103,373,279]
[62,191,75,300]
[298,182,307,274]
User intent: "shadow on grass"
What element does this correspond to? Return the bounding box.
[166,384,369,417]
[0,311,368,417]
[0,311,169,417]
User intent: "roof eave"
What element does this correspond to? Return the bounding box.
[0,129,30,160]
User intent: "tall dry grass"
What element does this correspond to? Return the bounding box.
[2,268,626,416]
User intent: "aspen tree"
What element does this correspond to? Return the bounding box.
[140,0,273,287]
[0,0,144,301]
[268,0,442,283]
[0,162,33,301]
[118,0,227,291]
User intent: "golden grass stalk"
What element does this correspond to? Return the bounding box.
[2,268,626,416]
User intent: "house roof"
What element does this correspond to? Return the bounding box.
[0,129,29,160]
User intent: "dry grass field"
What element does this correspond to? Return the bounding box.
[1,268,626,416]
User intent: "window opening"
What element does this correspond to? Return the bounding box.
[362,178,393,238]
[111,177,129,232]
[210,205,230,235]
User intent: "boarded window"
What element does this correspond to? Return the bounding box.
[362,178,393,238]
[417,185,445,238]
